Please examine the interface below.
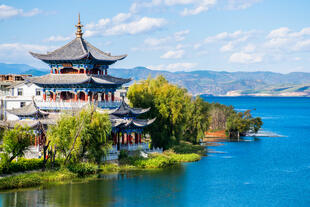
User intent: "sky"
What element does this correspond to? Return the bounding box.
[0,0,310,73]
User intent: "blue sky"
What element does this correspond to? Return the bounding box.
[0,0,309,73]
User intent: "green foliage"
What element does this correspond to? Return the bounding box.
[184,96,211,143]
[1,125,34,163]
[172,141,207,155]
[47,106,112,164]
[0,169,76,190]
[0,158,62,175]
[67,162,98,177]
[163,150,201,162]
[226,110,263,138]
[118,150,128,160]
[128,76,197,149]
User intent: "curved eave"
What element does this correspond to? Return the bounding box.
[133,118,156,127]
[24,75,91,86]
[29,52,127,65]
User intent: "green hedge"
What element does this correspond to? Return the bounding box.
[0,158,62,175]
[67,162,98,177]
[172,142,207,155]
[0,158,43,175]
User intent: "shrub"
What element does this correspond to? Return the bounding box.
[118,150,128,160]
[67,162,98,177]
[172,141,206,155]
[0,158,44,175]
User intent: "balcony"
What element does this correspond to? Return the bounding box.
[35,100,121,110]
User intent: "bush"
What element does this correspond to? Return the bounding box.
[172,141,206,155]
[0,158,44,175]
[67,162,98,177]
[118,150,128,160]
[0,169,76,190]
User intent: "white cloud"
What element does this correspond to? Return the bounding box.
[204,30,253,43]
[45,35,71,42]
[229,52,263,64]
[160,49,185,59]
[181,0,216,16]
[85,16,166,37]
[144,37,170,46]
[174,30,190,41]
[265,27,310,51]
[131,0,216,16]
[220,42,234,52]
[0,4,41,20]
[112,13,132,23]
[226,0,262,10]
[148,62,197,71]
[0,43,56,67]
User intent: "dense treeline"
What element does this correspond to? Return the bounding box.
[128,76,263,149]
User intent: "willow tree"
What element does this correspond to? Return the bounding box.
[1,125,34,163]
[128,75,192,149]
[183,96,211,144]
[47,106,111,164]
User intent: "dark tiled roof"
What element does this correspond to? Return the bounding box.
[25,74,131,85]
[29,37,127,63]
[110,115,156,128]
[7,101,49,117]
[110,99,150,116]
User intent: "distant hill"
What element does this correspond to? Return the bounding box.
[0,62,48,76]
[1,63,310,96]
[109,67,310,96]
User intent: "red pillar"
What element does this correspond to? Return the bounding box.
[121,133,124,145]
[85,93,88,102]
[111,92,115,102]
[53,92,56,101]
[50,69,53,74]
[139,133,142,143]
[105,69,107,75]
[74,93,78,102]
[43,92,46,101]
[105,93,109,102]
[135,133,138,144]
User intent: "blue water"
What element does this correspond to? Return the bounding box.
[1,97,310,207]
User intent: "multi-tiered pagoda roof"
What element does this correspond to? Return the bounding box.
[25,74,131,87]
[109,99,155,132]
[30,37,127,65]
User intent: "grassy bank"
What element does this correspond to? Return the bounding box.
[0,151,202,191]
[0,169,77,190]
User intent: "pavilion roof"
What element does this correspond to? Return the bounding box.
[30,37,127,65]
[25,74,131,86]
[6,101,49,117]
[110,99,150,117]
[110,115,156,128]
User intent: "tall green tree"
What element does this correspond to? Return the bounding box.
[128,76,192,149]
[184,96,211,144]
[1,125,34,163]
[47,106,112,164]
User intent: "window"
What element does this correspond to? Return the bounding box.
[36,89,41,96]
[20,102,26,108]
[17,88,23,96]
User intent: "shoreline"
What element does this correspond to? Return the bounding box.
[0,152,202,192]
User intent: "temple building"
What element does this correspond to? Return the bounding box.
[26,14,131,110]
[110,99,156,151]
[1,15,159,158]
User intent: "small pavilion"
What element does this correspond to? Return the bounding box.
[109,99,156,150]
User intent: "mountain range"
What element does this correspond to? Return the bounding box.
[0,62,309,96]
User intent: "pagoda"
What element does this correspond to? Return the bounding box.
[109,99,156,150]
[26,14,131,110]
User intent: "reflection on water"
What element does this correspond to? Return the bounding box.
[0,167,185,207]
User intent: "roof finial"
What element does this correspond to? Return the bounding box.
[75,13,83,38]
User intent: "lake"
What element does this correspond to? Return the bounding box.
[1,97,310,207]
